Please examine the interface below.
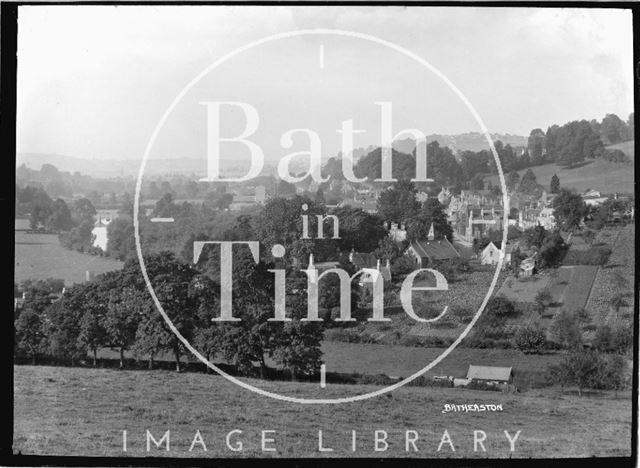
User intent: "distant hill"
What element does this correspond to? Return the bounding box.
[16,153,247,178]
[394,133,528,155]
[484,156,634,195]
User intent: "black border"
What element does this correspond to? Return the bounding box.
[2,1,638,467]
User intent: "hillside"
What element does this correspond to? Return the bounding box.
[484,157,634,194]
[606,140,634,160]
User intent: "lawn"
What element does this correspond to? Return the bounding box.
[14,218,123,285]
[13,365,632,458]
[484,158,634,194]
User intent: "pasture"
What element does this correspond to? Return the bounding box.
[14,218,123,285]
[13,365,632,458]
[483,158,634,194]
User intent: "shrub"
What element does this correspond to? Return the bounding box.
[515,326,546,354]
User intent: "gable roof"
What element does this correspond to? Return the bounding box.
[410,238,460,261]
[466,365,512,381]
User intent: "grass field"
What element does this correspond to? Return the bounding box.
[484,158,634,194]
[14,218,123,285]
[586,224,635,325]
[319,341,561,388]
[13,365,632,458]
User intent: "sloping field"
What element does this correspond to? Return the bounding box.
[606,140,635,159]
[484,158,634,194]
[548,266,599,312]
[586,225,635,324]
[14,219,123,285]
[13,365,632,458]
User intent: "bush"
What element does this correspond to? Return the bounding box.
[593,324,633,354]
[515,326,546,354]
[547,349,627,394]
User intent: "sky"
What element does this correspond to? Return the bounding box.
[16,6,634,164]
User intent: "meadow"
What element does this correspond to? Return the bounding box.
[13,365,632,458]
[14,218,123,285]
[484,158,634,194]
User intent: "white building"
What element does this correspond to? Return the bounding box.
[480,241,513,268]
[91,215,112,252]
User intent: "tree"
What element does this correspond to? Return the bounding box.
[514,325,546,354]
[478,296,517,329]
[376,180,420,223]
[46,199,75,232]
[470,174,485,190]
[550,174,560,194]
[29,189,54,229]
[552,189,587,231]
[106,217,135,261]
[519,149,531,169]
[332,206,386,252]
[15,307,47,364]
[518,168,538,194]
[75,283,108,366]
[72,198,97,224]
[102,279,143,369]
[538,230,567,267]
[549,309,583,349]
[314,187,325,205]
[405,198,453,242]
[506,170,520,192]
[272,274,323,381]
[185,180,199,199]
[528,129,546,165]
[600,113,626,144]
[154,193,177,218]
[550,350,626,396]
[534,289,553,311]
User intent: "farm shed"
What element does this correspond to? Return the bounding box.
[466,365,513,384]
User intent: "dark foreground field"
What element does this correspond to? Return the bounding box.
[14,365,631,458]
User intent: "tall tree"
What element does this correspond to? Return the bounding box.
[376,180,420,223]
[552,189,587,231]
[405,198,453,242]
[550,174,560,194]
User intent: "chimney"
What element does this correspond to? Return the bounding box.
[308,253,314,268]
[376,259,381,271]
[386,259,390,270]
[400,223,406,231]
[349,248,355,263]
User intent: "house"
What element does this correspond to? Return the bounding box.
[91,215,112,251]
[466,365,513,384]
[520,253,536,277]
[406,238,460,268]
[480,241,513,267]
[582,188,608,207]
[349,250,392,285]
[536,207,556,230]
[387,222,407,242]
